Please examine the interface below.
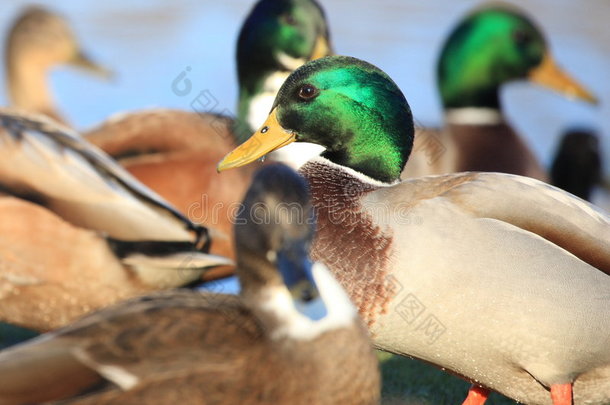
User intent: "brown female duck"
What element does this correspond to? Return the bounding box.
[85,0,332,262]
[0,109,230,331]
[0,164,379,405]
[5,6,111,124]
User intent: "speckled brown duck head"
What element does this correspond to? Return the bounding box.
[235,161,316,298]
[0,163,380,405]
[236,163,374,343]
[5,6,111,124]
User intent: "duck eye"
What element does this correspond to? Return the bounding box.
[281,14,298,26]
[512,29,530,46]
[298,84,319,100]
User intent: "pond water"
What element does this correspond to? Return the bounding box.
[0,0,608,174]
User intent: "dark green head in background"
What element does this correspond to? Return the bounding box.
[237,0,331,90]
[235,0,332,138]
[438,6,596,109]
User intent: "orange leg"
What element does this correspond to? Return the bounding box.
[550,383,573,405]
[462,385,489,405]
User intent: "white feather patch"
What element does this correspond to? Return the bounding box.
[73,348,139,390]
[94,364,140,390]
[276,52,307,71]
[247,71,290,131]
[445,108,504,125]
[270,143,325,169]
[121,252,233,288]
[259,262,357,341]
[246,68,325,168]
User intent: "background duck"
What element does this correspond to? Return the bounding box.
[0,163,380,405]
[550,127,607,198]
[218,56,610,405]
[1,1,605,189]
[85,0,332,263]
[402,5,597,182]
[0,2,605,402]
[0,109,230,332]
[4,6,111,125]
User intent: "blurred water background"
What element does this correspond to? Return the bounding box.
[0,0,607,174]
[0,3,605,398]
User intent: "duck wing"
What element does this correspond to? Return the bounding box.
[395,172,610,274]
[0,291,256,405]
[0,108,206,243]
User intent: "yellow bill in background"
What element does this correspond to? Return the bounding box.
[70,50,114,80]
[310,35,332,60]
[529,52,598,104]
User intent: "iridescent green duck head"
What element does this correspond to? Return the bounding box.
[220,56,414,183]
[236,0,332,139]
[438,5,597,110]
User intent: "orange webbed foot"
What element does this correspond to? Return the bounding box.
[462,385,489,405]
[550,383,573,405]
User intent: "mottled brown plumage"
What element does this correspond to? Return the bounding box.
[0,291,377,405]
[215,55,609,404]
[0,110,230,332]
[0,196,161,331]
[0,164,380,405]
[300,160,395,328]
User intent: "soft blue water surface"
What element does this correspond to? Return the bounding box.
[198,275,240,295]
[4,1,608,294]
[0,0,607,174]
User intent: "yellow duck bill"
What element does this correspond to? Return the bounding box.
[528,52,598,104]
[217,109,296,172]
[70,50,114,80]
[310,35,332,60]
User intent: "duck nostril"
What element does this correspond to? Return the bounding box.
[301,287,315,302]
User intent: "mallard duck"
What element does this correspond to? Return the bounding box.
[0,163,380,405]
[85,0,332,263]
[402,5,597,182]
[4,6,111,124]
[218,56,610,405]
[0,109,231,331]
